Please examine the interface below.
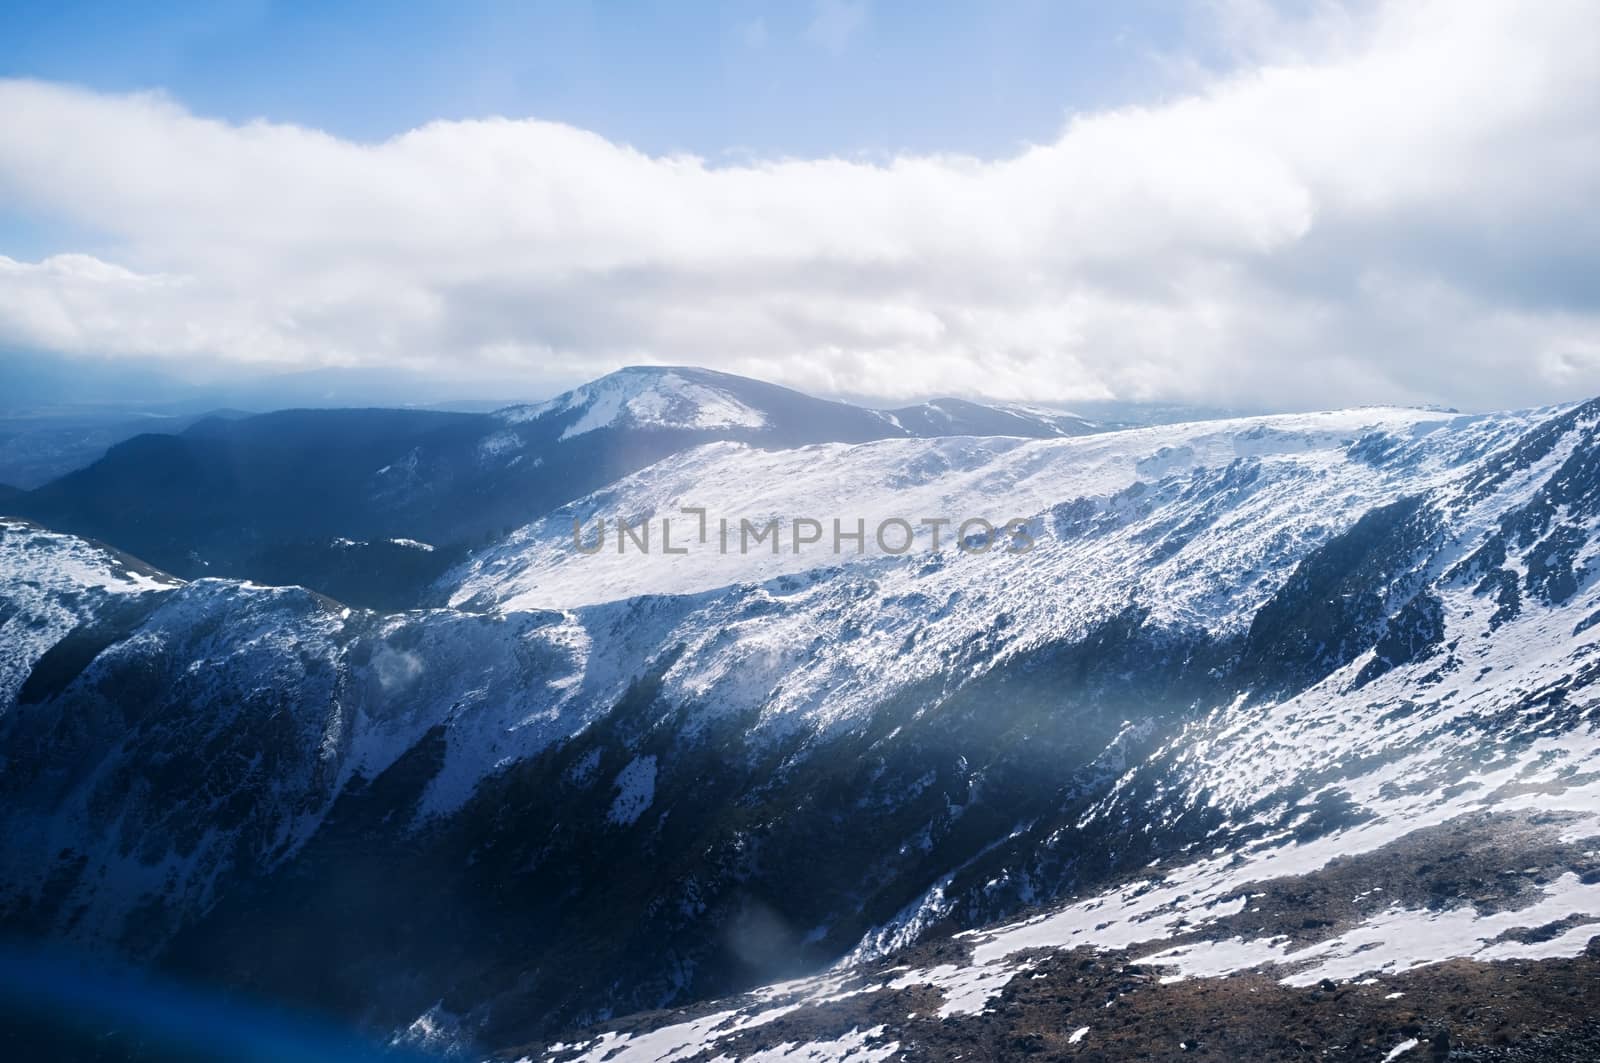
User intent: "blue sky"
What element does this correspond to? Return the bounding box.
[2,1,1599,410]
[3,1,1210,158]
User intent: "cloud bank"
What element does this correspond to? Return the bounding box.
[1,0,1598,409]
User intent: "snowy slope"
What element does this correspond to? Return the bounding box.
[0,525,609,954]
[446,405,1526,618]
[882,397,1100,438]
[436,408,1551,745]
[0,518,180,708]
[7,397,1600,1057]
[518,403,1600,1062]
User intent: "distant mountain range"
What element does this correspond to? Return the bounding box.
[2,367,1105,608]
[3,368,1598,1060]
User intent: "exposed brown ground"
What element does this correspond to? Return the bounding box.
[526,811,1600,1061]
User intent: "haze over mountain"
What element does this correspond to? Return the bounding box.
[0,349,530,491]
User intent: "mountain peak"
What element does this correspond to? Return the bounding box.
[495,364,1117,445]
[496,366,771,439]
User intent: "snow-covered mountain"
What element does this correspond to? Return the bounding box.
[495,366,900,443]
[444,405,1502,615]
[880,397,1099,439]
[5,387,1600,1058]
[4,367,1110,611]
[496,367,1102,444]
[499,367,773,438]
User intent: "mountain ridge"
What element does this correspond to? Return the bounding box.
[2,366,1127,610]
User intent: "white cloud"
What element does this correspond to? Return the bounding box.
[1,0,1598,410]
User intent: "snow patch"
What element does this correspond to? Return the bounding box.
[609,755,658,826]
[1383,1037,1420,1061]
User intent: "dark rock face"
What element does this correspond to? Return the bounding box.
[1237,495,1437,697]
[126,611,1233,1046]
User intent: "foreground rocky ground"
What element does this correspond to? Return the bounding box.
[518,812,1600,1061]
